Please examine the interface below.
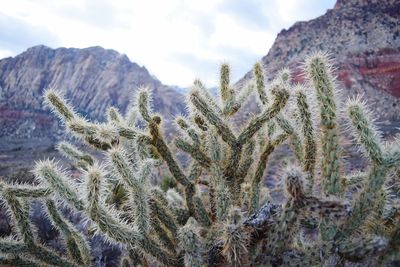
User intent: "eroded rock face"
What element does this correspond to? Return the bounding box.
[238,0,400,120]
[0,45,185,142]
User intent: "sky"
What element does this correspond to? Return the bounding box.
[0,0,335,87]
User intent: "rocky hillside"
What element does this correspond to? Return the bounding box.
[0,45,185,142]
[239,0,400,120]
[0,45,185,175]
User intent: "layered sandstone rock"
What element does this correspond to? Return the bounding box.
[238,0,400,119]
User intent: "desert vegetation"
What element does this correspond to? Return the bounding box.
[0,52,399,266]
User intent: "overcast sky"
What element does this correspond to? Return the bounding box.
[0,0,335,87]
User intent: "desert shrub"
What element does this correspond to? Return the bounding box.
[0,52,399,266]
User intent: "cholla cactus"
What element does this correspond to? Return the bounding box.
[0,51,399,267]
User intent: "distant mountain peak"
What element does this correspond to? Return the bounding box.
[334,0,398,9]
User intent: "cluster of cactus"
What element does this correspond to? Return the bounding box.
[1,52,400,266]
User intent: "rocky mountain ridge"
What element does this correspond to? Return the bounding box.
[0,45,185,176]
[0,45,185,142]
[238,0,400,120]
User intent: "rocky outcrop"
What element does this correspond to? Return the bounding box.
[0,45,185,142]
[238,0,400,119]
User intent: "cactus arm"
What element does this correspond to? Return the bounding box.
[190,90,237,146]
[194,195,211,227]
[385,151,400,168]
[321,129,342,196]
[4,185,52,198]
[176,116,201,145]
[206,128,223,211]
[109,148,150,233]
[3,191,35,245]
[216,186,231,222]
[235,138,255,187]
[193,79,222,114]
[178,217,204,267]
[44,89,76,121]
[0,256,42,267]
[267,199,299,254]
[34,160,85,211]
[45,199,91,266]
[295,89,317,191]
[307,54,337,130]
[276,115,303,164]
[116,125,137,139]
[128,248,150,267]
[249,133,289,214]
[346,98,383,164]
[175,137,211,169]
[219,63,232,104]
[254,62,268,105]
[57,141,94,170]
[147,116,198,219]
[267,168,306,254]
[190,90,243,197]
[237,85,289,146]
[184,183,196,218]
[339,98,393,238]
[307,54,342,196]
[85,167,181,266]
[0,238,28,254]
[150,187,170,207]
[3,191,78,267]
[29,244,79,267]
[83,135,113,150]
[188,162,202,182]
[67,118,115,150]
[223,141,243,196]
[211,164,232,222]
[137,87,152,122]
[148,118,191,186]
[343,172,365,190]
[150,216,177,253]
[236,81,255,107]
[85,167,140,243]
[107,106,122,124]
[148,196,178,236]
[341,164,388,237]
[222,96,240,116]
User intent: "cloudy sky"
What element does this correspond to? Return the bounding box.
[0,0,335,87]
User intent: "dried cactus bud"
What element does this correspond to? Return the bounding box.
[285,167,306,200]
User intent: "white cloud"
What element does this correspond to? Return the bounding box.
[0,0,335,87]
[0,48,13,59]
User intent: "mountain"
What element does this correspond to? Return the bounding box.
[238,0,400,120]
[0,45,185,140]
[0,45,185,175]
